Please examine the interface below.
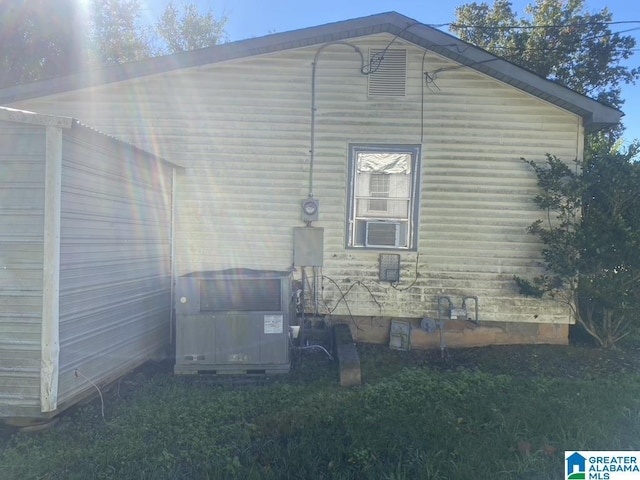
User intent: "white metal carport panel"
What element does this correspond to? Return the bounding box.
[55,127,172,406]
[0,120,46,416]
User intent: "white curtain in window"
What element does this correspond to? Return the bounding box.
[357,153,411,174]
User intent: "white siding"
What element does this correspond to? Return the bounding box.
[14,34,582,325]
[0,121,45,417]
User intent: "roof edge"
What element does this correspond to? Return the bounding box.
[0,106,73,128]
[390,21,623,131]
[0,106,183,169]
[0,11,622,131]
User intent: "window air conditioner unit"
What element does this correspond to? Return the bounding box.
[365,221,400,247]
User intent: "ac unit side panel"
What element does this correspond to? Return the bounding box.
[214,313,262,365]
[175,314,216,365]
[215,312,290,365]
[259,331,289,364]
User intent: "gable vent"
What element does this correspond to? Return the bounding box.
[367,49,407,97]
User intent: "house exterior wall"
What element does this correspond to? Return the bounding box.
[55,125,173,409]
[11,34,582,341]
[0,120,45,417]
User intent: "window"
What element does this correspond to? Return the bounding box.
[347,144,421,250]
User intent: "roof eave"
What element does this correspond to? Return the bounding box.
[0,106,183,169]
[0,106,73,128]
[0,11,621,130]
[390,21,622,130]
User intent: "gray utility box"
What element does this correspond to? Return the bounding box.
[174,269,292,374]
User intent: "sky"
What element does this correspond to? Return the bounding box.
[143,0,640,144]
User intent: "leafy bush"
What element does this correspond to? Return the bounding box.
[515,143,640,347]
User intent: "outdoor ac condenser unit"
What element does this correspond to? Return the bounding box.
[174,269,292,374]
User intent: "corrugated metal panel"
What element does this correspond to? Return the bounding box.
[55,127,173,406]
[13,35,582,325]
[0,120,45,417]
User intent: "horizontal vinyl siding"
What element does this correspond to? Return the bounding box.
[14,35,582,324]
[56,128,172,405]
[172,56,312,272]
[16,52,316,272]
[314,43,577,323]
[0,121,45,416]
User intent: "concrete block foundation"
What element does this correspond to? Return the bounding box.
[333,317,568,350]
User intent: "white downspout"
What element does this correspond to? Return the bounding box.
[169,167,177,346]
[41,126,63,413]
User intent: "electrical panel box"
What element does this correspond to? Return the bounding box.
[174,269,292,374]
[294,227,324,266]
[379,254,401,282]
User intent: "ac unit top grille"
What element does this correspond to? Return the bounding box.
[200,278,282,311]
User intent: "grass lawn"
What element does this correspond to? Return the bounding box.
[1,341,640,479]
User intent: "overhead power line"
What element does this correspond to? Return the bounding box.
[444,20,640,30]
[478,26,640,51]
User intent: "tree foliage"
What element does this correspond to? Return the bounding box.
[0,0,85,86]
[155,2,227,54]
[0,0,227,87]
[452,0,639,113]
[89,0,153,66]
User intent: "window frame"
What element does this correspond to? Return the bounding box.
[346,144,421,251]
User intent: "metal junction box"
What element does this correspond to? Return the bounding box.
[293,227,324,266]
[174,269,292,374]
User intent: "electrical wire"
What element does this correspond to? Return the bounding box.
[425,23,640,81]
[449,20,640,30]
[320,275,388,334]
[429,57,503,78]
[322,275,354,314]
[421,50,440,143]
[466,26,640,55]
[446,22,640,65]
[427,30,640,78]
[309,41,365,198]
[74,369,105,422]
[390,253,420,291]
[322,275,383,312]
[288,334,334,360]
[361,21,421,74]
[429,20,640,71]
